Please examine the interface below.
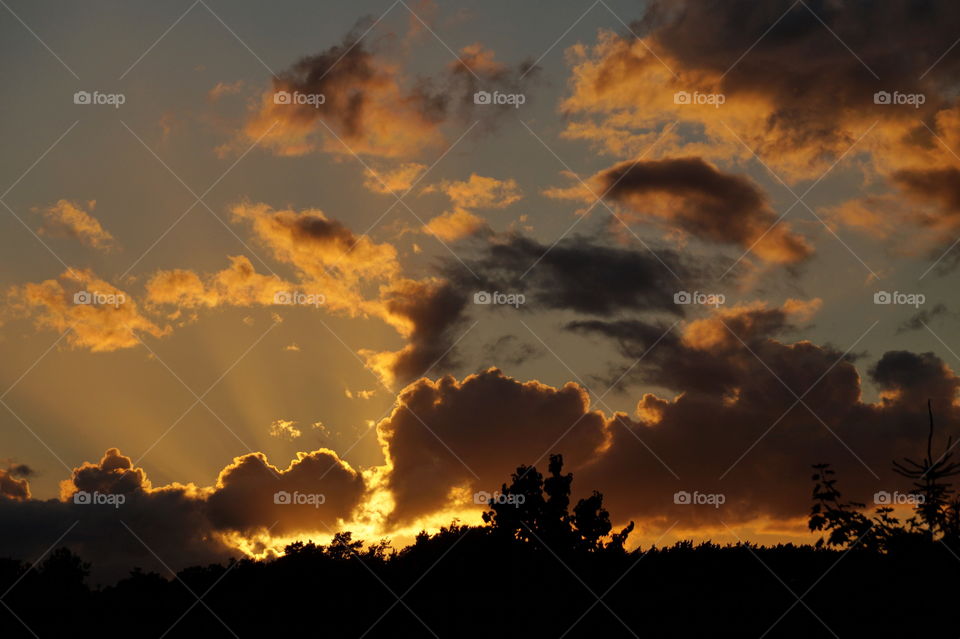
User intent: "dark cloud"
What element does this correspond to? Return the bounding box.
[870,350,960,407]
[0,449,233,583]
[479,334,542,368]
[892,168,960,217]
[0,468,30,500]
[594,157,811,263]
[243,21,536,158]
[561,303,959,529]
[10,464,33,477]
[377,367,610,524]
[372,304,960,534]
[568,301,815,395]
[207,449,366,536]
[362,278,470,388]
[0,447,367,582]
[65,448,148,498]
[638,0,958,152]
[456,234,696,316]
[896,303,949,334]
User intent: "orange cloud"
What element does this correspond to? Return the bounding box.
[146,255,291,310]
[35,199,115,250]
[425,173,522,210]
[420,173,522,240]
[423,208,486,241]
[241,35,445,158]
[8,268,170,352]
[363,162,427,195]
[549,157,811,264]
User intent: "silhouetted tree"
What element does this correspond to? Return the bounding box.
[811,401,960,552]
[893,400,960,539]
[572,490,611,550]
[809,462,875,549]
[483,454,632,553]
[325,531,364,560]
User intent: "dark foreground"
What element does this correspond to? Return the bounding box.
[6,447,960,637]
[1,532,958,638]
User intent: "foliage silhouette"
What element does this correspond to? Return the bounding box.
[2,441,960,637]
[810,401,960,553]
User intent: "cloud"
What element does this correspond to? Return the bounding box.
[230,203,399,311]
[208,80,244,101]
[146,203,398,319]
[145,255,291,310]
[362,277,470,388]
[420,173,522,240]
[568,299,822,392]
[225,203,474,387]
[892,167,960,214]
[423,208,487,241]
[371,300,960,536]
[345,388,376,400]
[4,317,959,575]
[237,19,534,160]
[363,162,427,195]
[35,200,115,250]
[206,449,366,536]
[425,173,522,210]
[557,1,960,260]
[479,334,542,368]
[231,13,537,159]
[59,448,152,500]
[0,446,367,581]
[0,468,30,501]
[576,157,812,263]
[375,367,611,524]
[870,351,960,408]
[561,1,959,173]
[456,233,696,316]
[896,304,949,334]
[555,300,945,528]
[241,27,444,158]
[141,202,474,389]
[7,268,170,352]
[269,419,302,440]
[0,449,233,582]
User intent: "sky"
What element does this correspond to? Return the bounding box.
[3,0,960,578]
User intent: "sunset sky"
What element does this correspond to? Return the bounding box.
[3,0,960,576]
